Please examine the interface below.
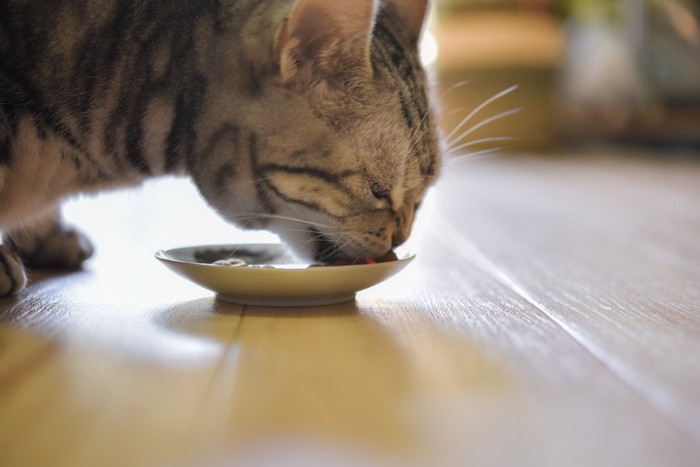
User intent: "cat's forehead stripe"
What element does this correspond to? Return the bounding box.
[372,6,436,181]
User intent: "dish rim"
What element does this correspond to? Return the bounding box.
[154,242,415,271]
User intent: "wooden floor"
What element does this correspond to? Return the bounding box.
[1,152,699,467]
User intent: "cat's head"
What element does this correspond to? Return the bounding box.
[195,0,440,262]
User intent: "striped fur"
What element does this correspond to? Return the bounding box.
[0,0,440,293]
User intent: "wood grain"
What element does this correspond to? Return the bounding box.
[1,155,699,467]
[436,155,700,444]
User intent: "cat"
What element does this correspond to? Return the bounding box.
[0,0,441,296]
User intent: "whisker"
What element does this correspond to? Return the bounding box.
[327,231,367,258]
[301,233,331,248]
[446,107,521,149]
[405,87,469,153]
[430,177,468,193]
[404,82,470,156]
[440,107,466,120]
[229,213,341,231]
[444,147,503,165]
[438,80,470,100]
[443,85,519,144]
[443,136,515,157]
[406,107,434,154]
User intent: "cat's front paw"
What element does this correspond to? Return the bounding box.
[0,246,27,296]
[9,226,94,270]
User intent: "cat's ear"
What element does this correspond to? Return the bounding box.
[276,0,377,88]
[386,0,430,46]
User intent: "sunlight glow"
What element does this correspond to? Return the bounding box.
[420,30,439,66]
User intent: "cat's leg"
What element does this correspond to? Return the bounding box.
[3,207,94,271]
[0,245,27,296]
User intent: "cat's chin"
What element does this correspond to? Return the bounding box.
[273,226,343,263]
[272,225,356,264]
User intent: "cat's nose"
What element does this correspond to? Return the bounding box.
[391,206,415,246]
[392,231,406,247]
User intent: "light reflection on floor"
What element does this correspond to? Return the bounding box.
[62,176,279,262]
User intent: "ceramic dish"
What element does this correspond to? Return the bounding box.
[155,243,415,307]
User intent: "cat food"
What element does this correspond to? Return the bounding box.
[212,258,247,267]
[209,250,399,268]
[372,250,399,263]
[195,247,282,265]
[309,250,399,267]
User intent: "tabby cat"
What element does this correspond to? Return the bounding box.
[0,0,440,296]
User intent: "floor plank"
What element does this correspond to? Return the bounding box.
[0,276,244,467]
[436,154,700,445]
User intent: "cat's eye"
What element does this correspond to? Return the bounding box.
[371,183,390,201]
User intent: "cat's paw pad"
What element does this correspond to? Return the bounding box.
[0,246,27,296]
[14,227,94,269]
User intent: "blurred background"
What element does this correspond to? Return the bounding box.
[427,0,700,152]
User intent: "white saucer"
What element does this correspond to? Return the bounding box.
[155,243,415,307]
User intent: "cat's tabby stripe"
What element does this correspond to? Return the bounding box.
[260,164,359,188]
[247,133,276,215]
[0,71,82,155]
[0,0,440,291]
[261,181,344,221]
[371,8,436,177]
[172,74,210,174]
